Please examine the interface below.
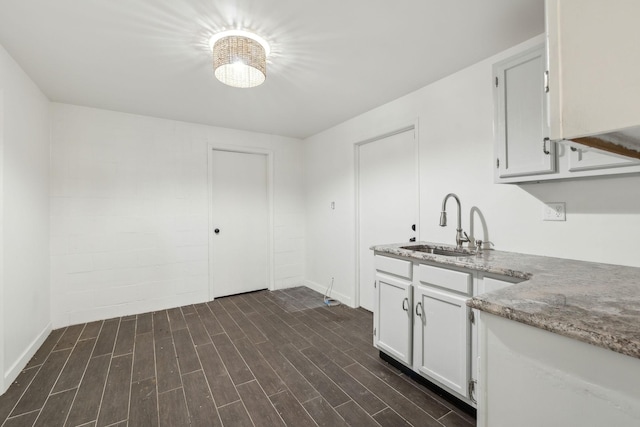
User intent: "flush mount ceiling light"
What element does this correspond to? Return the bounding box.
[210,30,270,88]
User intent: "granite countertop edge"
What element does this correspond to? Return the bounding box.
[470,299,640,359]
[372,241,640,360]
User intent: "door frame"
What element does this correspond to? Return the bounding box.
[353,119,421,309]
[0,90,4,393]
[207,143,275,300]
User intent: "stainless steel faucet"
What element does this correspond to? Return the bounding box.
[439,193,469,249]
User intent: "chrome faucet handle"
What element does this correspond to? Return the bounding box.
[476,239,483,250]
[462,231,470,242]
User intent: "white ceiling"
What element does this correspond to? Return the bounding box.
[0,0,544,139]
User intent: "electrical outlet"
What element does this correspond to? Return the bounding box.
[543,202,566,221]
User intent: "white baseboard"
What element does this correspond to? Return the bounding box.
[303,280,355,308]
[4,322,51,391]
[52,290,210,329]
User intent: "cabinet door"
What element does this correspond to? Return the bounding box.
[374,274,412,366]
[547,0,640,141]
[567,145,640,172]
[494,45,555,179]
[413,285,470,397]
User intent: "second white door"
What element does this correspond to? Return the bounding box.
[210,149,269,298]
[358,129,417,311]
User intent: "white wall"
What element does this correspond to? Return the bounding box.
[303,34,640,307]
[0,44,51,393]
[50,104,305,327]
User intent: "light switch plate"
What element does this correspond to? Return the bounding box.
[543,202,566,221]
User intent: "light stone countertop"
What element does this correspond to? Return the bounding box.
[371,241,640,360]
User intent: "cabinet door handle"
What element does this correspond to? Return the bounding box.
[415,302,422,317]
[402,298,409,311]
[544,70,550,93]
[543,137,551,155]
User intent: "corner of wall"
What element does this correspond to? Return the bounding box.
[49,105,307,325]
[3,322,51,391]
[303,279,354,308]
[0,40,52,395]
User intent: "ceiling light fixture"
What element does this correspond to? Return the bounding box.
[210,30,270,89]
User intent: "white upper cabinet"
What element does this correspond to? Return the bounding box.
[567,145,640,172]
[492,1,640,183]
[546,0,640,141]
[493,45,555,180]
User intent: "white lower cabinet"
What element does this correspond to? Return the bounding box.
[374,254,525,407]
[374,273,412,366]
[472,273,526,410]
[374,255,478,406]
[413,284,471,399]
[414,263,473,401]
[373,255,413,366]
[478,312,640,427]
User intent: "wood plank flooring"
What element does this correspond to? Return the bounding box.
[0,287,475,427]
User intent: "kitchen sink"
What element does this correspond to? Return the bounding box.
[400,244,475,257]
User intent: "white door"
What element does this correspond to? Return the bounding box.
[358,129,417,311]
[210,149,268,298]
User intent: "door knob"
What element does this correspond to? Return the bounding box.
[214,228,220,234]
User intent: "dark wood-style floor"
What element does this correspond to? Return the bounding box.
[0,287,475,427]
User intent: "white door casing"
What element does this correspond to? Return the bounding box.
[0,90,4,394]
[208,146,273,299]
[356,126,418,311]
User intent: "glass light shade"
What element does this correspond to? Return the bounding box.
[213,35,266,88]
